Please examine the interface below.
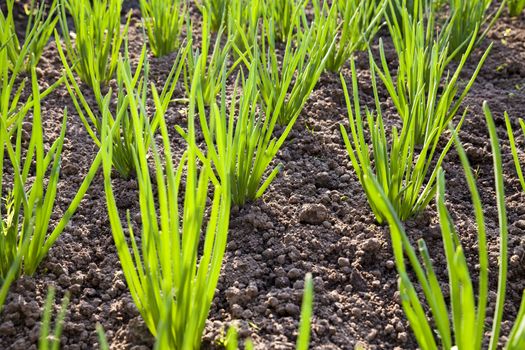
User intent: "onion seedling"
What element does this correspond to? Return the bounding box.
[140,0,186,57]
[377,0,491,145]
[181,49,297,205]
[0,6,62,134]
[0,67,102,298]
[363,102,525,350]
[58,39,188,178]
[385,0,446,24]
[0,41,32,131]
[508,0,525,16]
[505,114,525,192]
[262,0,308,42]
[227,0,261,59]
[340,58,462,224]
[447,0,505,55]
[182,21,333,204]
[194,0,228,32]
[97,324,111,350]
[0,0,59,70]
[101,55,231,349]
[38,287,69,350]
[59,0,131,88]
[0,45,61,310]
[311,0,386,73]
[296,273,314,350]
[185,10,243,106]
[254,14,335,126]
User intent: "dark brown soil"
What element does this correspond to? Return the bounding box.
[1,3,525,350]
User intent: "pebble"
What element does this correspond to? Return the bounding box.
[246,282,258,298]
[367,329,378,341]
[313,276,324,288]
[35,67,45,78]
[22,122,32,133]
[293,280,304,289]
[267,296,279,308]
[231,304,243,318]
[69,284,82,295]
[58,274,71,287]
[335,167,345,176]
[510,254,521,267]
[275,276,290,288]
[287,268,303,280]
[361,238,382,253]
[262,248,274,258]
[351,307,362,317]
[397,332,408,343]
[0,321,15,336]
[340,174,351,182]
[515,220,525,230]
[242,309,253,319]
[225,287,243,305]
[298,204,329,225]
[284,303,300,316]
[385,324,394,334]
[338,257,350,267]
[63,162,81,176]
[315,172,332,188]
[289,195,301,204]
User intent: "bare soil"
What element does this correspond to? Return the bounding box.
[1,3,525,350]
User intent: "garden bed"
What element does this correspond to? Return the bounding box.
[1,1,525,349]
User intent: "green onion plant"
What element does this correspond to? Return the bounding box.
[101,56,231,349]
[363,101,525,350]
[185,11,243,106]
[0,45,26,310]
[0,28,64,134]
[59,0,130,88]
[140,0,186,57]
[184,19,334,204]
[311,0,386,72]
[262,0,308,42]
[0,67,102,300]
[96,324,111,350]
[254,15,335,125]
[38,287,69,350]
[58,40,188,178]
[508,0,525,16]
[227,0,261,59]
[224,327,253,350]
[447,0,505,54]
[505,113,525,192]
[194,0,227,32]
[340,58,462,224]
[181,50,297,205]
[0,58,63,135]
[1,43,31,131]
[296,273,314,350]
[0,0,59,70]
[378,0,491,145]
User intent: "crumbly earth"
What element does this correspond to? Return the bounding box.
[1,2,525,350]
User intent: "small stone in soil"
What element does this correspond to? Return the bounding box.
[284,303,300,316]
[298,204,329,225]
[338,257,350,267]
